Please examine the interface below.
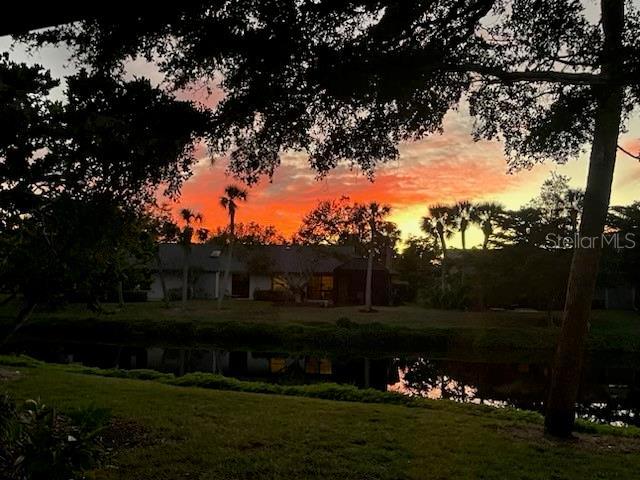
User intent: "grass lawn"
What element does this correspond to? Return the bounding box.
[1,300,639,356]
[2,356,640,479]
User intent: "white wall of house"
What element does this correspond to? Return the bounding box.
[193,273,218,299]
[148,272,219,300]
[249,275,271,299]
[148,273,182,301]
[149,271,280,300]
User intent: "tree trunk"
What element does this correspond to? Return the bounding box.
[155,251,169,305]
[545,0,624,437]
[0,293,16,307]
[365,248,374,311]
[218,242,234,309]
[117,280,125,307]
[364,213,376,311]
[1,300,36,348]
[182,245,189,304]
[439,234,447,292]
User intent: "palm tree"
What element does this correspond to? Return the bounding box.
[219,185,248,237]
[475,202,504,250]
[453,201,474,250]
[421,205,454,259]
[218,185,248,308]
[421,204,454,291]
[363,202,391,312]
[179,208,204,304]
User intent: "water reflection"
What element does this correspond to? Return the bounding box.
[10,342,640,427]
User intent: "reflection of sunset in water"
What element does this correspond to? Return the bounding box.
[388,367,479,401]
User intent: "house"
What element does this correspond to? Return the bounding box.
[148,243,395,305]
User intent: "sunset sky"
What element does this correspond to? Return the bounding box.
[2,37,639,248]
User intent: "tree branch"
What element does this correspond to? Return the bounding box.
[617,144,640,160]
[446,63,607,85]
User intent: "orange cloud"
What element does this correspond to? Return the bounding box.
[168,111,547,241]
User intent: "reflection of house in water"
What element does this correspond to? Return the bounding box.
[146,348,397,390]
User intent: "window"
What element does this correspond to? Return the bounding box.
[269,357,286,373]
[271,275,288,291]
[307,274,334,300]
[305,357,332,375]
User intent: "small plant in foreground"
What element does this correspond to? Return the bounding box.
[0,394,111,480]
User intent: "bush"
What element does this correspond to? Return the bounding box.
[0,394,110,480]
[167,288,183,301]
[123,291,148,303]
[104,290,148,303]
[419,279,471,310]
[253,289,294,302]
[335,317,356,329]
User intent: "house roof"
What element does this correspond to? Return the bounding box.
[153,243,357,274]
[334,257,396,273]
[153,244,225,272]
[231,244,356,273]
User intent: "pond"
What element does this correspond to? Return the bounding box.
[8,341,640,427]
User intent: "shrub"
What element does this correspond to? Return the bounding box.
[104,290,149,303]
[335,317,356,329]
[167,288,183,301]
[0,395,110,480]
[253,289,294,302]
[419,277,471,310]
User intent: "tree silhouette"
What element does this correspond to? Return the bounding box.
[422,204,455,291]
[361,202,391,311]
[0,55,206,335]
[453,201,474,250]
[532,173,584,237]
[475,202,504,250]
[219,185,248,238]
[218,185,248,308]
[296,197,400,260]
[209,222,286,246]
[178,208,207,304]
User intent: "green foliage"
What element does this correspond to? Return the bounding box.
[209,222,286,246]
[76,367,417,407]
[80,367,174,382]
[454,247,573,311]
[2,300,638,355]
[335,317,355,329]
[0,394,110,480]
[419,277,471,310]
[253,289,294,302]
[26,1,640,182]
[0,355,42,368]
[294,197,399,259]
[0,55,208,312]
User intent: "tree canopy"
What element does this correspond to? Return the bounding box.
[295,197,399,258]
[0,55,208,309]
[23,0,640,183]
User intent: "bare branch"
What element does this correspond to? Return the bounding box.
[617,144,640,160]
[447,63,606,85]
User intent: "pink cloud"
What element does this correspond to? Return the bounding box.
[169,114,542,239]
